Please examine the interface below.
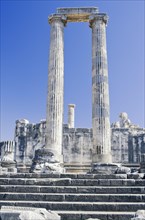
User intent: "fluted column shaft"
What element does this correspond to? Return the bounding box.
[90,14,112,163]
[46,15,66,160]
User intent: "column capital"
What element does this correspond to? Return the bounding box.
[89,13,108,28]
[48,14,67,26]
[68,104,76,108]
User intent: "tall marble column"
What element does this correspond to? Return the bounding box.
[45,14,67,160]
[89,14,112,163]
[68,104,75,128]
[30,15,67,173]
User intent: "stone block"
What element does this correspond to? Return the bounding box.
[60,213,81,220]
[71,179,86,186]
[40,186,57,193]
[53,178,71,186]
[115,166,131,174]
[77,187,96,193]
[135,180,145,186]
[25,179,36,185]
[34,178,71,186]
[0,206,60,220]
[131,210,145,220]
[51,202,73,211]
[62,187,77,193]
[122,179,135,186]
[131,187,145,194]
[117,187,131,193]
[94,174,127,179]
[127,173,145,179]
[98,179,110,186]
[77,174,94,179]
[110,179,123,186]
[45,194,64,201]
[0,179,9,185]
[95,187,117,194]
[60,173,77,179]
[65,194,109,202]
[10,173,26,178]
[0,212,20,220]
[9,179,25,185]
[85,180,99,186]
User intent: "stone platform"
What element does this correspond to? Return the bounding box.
[0,173,145,220]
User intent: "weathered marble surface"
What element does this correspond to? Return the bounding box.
[90,13,111,164]
[30,148,64,174]
[112,113,145,164]
[46,14,66,161]
[131,210,145,220]
[0,113,144,172]
[1,141,15,163]
[0,141,17,173]
[90,163,131,174]
[0,206,60,220]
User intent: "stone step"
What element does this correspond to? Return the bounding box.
[1,185,145,194]
[56,210,135,220]
[0,210,135,220]
[0,178,145,186]
[0,173,127,179]
[0,201,145,212]
[0,173,144,179]
[0,173,144,220]
[1,193,145,202]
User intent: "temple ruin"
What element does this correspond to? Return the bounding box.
[0,7,145,220]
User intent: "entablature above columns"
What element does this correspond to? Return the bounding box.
[57,7,98,22]
[48,8,108,24]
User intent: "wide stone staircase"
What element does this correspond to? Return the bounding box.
[0,173,145,220]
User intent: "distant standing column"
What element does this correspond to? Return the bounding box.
[90,14,112,163]
[68,104,75,128]
[46,14,67,161]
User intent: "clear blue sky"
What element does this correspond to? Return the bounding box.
[1,0,144,141]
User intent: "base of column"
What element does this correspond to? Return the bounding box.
[90,162,131,174]
[0,161,17,174]
[30,148,65,174]
[92,153,112,163]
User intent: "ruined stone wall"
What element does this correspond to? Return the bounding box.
[0,113,145,167]
[111,128,129,163]
[14,119,46,167]
[63,125,92,165]
[128,133,145,163]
